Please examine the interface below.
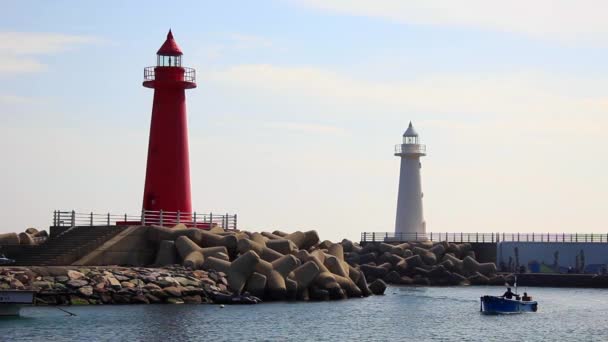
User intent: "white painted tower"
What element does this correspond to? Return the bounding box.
[394,122,426,239]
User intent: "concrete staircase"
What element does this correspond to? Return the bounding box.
[9,226,125,266]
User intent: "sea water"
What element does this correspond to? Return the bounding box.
[2,286,607,341]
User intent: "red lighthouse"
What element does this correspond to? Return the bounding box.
[142,30,195,218]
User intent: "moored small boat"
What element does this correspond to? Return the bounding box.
[480,295,538,314]
[0,290,36,316]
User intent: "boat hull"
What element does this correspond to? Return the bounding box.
[0,290,35,316]
[480,295,538,314]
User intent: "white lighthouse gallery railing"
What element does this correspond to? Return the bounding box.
[52,210,237,230]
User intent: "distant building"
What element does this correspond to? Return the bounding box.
[394,122,426,240]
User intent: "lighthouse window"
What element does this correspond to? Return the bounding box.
[404,136,418,144]
[157,55,182,67]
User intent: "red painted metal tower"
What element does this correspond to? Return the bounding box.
[142,30,196,217]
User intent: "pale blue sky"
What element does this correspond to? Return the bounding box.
[1,1,607,241]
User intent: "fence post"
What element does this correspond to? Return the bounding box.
[430,232,433,241]
[476,232,478,243]
[53,210,56,226]
[71,210,75,227]
[372,232,376,242]
[226,213,229,229]
[209,213,213,229]
[415,232,418,241]
[460,232,463,243]
[107,213,110,226]
[141,210,146,226]
[90,212,93,226]
[234,214,237,230]
[177,211,181,224]
[575,233,578,242]
[124,213,127,222]
[193,212,197,228]
[160,210,164,227]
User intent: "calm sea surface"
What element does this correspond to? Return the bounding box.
[2,286,607,341]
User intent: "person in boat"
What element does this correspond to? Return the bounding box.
[501,287,515,299]
[522,292,531,301]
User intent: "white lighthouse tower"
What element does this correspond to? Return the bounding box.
[394,122,426,240]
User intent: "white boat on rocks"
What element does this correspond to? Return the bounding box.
[0,290,36,316]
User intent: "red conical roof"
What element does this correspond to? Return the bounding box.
[157,29,183,56]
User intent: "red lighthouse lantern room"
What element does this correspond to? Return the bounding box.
[142,30,196,223]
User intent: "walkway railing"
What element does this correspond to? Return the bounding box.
[53,210,237,230]
[360,232,608,243]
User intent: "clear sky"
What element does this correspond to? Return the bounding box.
[1,0,607,242]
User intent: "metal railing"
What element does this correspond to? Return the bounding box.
[143,66,196,83]
[361,232,608,243]
[394,144,426,155]
[52,209,237,230]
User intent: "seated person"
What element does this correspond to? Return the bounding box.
[521,292,532,301]
[501,287,515,299]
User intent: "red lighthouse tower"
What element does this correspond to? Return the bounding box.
[142,30,196,218]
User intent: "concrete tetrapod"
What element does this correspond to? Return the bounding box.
[271,255,300,278]
[442,254,464,272]
[237,239,283,262]
[324,255,348,278]
[154,240,178,266]
[147,226,237,257]
[0,233,19,245]
[368,279,387,295]
[285,277,298,300]
[18,232,35,245]
[462,256,496,276]
[201,256,231,274]
[265,239,297,255]
[412,247,437,265]
[175,236,229,269]
[245,272,267,299]
[289,261,320,289]
[227,250,261,295]
[249,232,268,246]
[254,259,287,300]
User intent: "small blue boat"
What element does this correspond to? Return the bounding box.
[480,295,538,314]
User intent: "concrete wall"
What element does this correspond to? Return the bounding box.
[497,242,608,273]
[470,243,497,263]
[72,226,157,266]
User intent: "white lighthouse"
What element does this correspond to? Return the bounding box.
[394,122,426,240]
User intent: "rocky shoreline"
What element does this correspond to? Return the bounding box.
[0,266,243,305]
